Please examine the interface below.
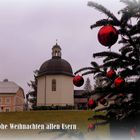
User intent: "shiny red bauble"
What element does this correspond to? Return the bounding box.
[118,93,125,97]
[98,25,118,47]
[88,123,95,131]
[114,77,125,89]
[106,69,116,79]
[88,99,97,109]
[73,75,84,87]
[130,128,137,137]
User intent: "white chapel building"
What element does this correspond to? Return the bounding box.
[37,43,74,106]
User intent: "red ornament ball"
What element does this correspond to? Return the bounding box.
[114,77,125,89]
[130,128,137,137]
[99,98,108,106]
[73,75,84,87]
[88,99,97,109]
[88,123,95,131]
[98,25,118,47]
[118,93,125,97]
[106,69,116,79]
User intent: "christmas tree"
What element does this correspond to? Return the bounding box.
[84,78,92,93]
[74,0,140,139]
[27,70,38,109]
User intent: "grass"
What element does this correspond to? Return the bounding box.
[0,110,109,138]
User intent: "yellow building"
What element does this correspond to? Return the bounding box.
[0,79,25,112]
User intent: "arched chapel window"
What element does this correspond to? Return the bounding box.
[52,79,56,91]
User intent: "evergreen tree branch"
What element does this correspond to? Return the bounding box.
[103,57,118,64]
[74,67,94,75]
[93,51,122,58]
[88,1,120,23]
[120,47,133,56]
[91,61,99,68]
[82,70,97,76]
[94,72,106,79]
[119,68,137,78]
[90,19,120,29]
[120,0,137,6]
[102,59,130,68]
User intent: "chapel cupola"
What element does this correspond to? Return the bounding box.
[52,43,62,58]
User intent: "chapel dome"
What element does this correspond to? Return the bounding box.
[38,43,73,77]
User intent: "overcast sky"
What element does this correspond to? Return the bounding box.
[0,0,125,93]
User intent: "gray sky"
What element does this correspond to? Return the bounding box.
[0,0,124,93]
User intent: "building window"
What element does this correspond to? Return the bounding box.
[5,108,10,112]
[0,106,4,112]
[52,79,56,91]
[6,97,11,104]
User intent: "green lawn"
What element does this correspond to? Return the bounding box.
[0,110,93,130]
[0,110,109,139]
